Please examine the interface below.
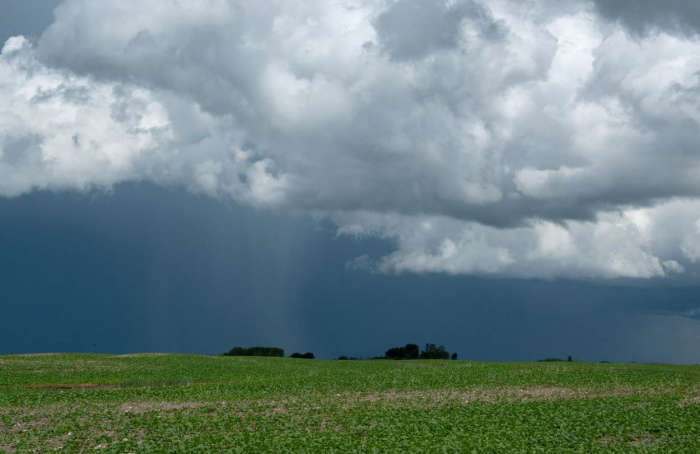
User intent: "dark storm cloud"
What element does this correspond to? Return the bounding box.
[2,184,700,364]
[592,0,700,37]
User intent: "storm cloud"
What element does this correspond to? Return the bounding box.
[2,0,700,279]
[592,0,700,37]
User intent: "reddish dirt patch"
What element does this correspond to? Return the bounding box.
[24,383,118,390]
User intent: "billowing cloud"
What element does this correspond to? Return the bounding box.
[0,35,289,204]
[333,201,699,279]
[3,0,700,279]
[373,0,506,61]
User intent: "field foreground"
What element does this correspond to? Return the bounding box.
[1,355,700,453]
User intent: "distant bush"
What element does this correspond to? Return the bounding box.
[385,346,407,359]
[385,343,420,360]
[382,343,450,360]
[405,344,419,359]
[537,358,566,362]
[223,347,284,357]
[451,353,458,361]
[567,355,573,362]
[420,344,450,360]
[291,352,315,359]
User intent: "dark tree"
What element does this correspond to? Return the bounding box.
[291,352,315,359]
[405,344,420,359]
[337,356,349,360]
[385,346,407,359]
[451,353,458,360]
[385,343,421,360]
[567,355,573,362]
[420,344,450,360]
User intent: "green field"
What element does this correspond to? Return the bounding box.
[1,355,699,453]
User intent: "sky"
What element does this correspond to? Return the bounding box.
[1,0,700,362]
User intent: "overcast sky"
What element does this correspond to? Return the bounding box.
[2,0,700,362]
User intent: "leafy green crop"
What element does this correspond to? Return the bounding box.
[1,354,699,453]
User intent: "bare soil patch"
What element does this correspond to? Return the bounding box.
[47,432,73,450]
[12,419,48,432]
[678,395,700,407]
[120,401,208,414]
[629,435,653,447]
[353,386,646,406]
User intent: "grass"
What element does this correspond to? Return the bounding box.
[1,354,699,453]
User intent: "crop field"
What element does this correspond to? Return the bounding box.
[1,355,700,453]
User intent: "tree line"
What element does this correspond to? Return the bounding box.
[222,343,457,360]
[223,346,285,357]
[381,343,457,360]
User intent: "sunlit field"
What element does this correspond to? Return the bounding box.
[1,354,700,453]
